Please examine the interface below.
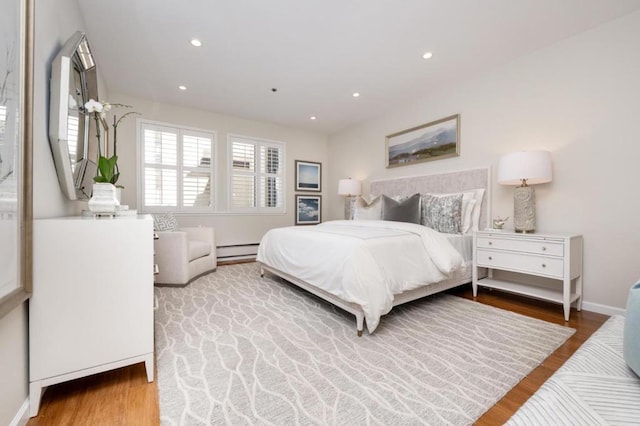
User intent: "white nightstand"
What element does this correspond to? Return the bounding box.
[472,230,583,321]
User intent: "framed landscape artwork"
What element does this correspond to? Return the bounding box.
[296,195,321,225]
[295,160,321,192]
[385,114,460,168]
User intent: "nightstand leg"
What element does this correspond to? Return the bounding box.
[563,278,570,321]
[472,267,478,298]
[576,275,583,311]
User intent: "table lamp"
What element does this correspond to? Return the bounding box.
[497,151,552,233]
[338,178,361,219]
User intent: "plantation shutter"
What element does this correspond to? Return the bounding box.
[143,124,178,207]
[231,141,256,209]
[230,135,285,213]
[140,122,215,211]
[182,131,214,208]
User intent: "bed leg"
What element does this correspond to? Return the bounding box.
[356,313,364,337]
[260,266,264,278]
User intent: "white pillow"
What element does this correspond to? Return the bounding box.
[353,196,382,220]
[461,199,476,233]
[468,188,486,232]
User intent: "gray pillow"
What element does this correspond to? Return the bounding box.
[381,194,421,224]
[421,193,463,234]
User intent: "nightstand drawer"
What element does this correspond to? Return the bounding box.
[476,249,563,278]
[477,236,563,257]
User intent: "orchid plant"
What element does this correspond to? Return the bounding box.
[84,99,139,188]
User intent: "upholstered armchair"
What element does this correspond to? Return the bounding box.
[154,227,217,286]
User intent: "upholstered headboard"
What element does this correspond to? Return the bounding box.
[370,167,491,230]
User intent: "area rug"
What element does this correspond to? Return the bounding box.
[154,263,575,425]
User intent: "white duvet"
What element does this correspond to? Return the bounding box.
[256,220,464,332]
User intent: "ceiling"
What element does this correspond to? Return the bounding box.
[77,0,640,135]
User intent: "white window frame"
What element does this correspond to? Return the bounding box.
[227,133,286,214]
[137,119,217,213]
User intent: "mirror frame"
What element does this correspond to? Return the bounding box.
[49,31,105,201]
[0,0,33,319]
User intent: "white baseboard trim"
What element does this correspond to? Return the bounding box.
[10,398,29,426]
[582,301,626,317]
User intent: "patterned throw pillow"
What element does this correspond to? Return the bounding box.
[427,192,477,233]
[353,196,382,220]
[421,193,463,234]
[381,193,421,224]
[153,212,178,232]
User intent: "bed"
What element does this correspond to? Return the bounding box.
[258,167,490,335]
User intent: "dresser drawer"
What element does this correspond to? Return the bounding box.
[477,236,563,257]
[476,249,563,278]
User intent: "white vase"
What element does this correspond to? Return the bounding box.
[88,183,120,213]
[115,187,122,203]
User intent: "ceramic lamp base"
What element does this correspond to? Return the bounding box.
[513,186,535,233]
[344,196,356,220]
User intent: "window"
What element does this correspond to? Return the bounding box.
[229,134,285,213]
[139,121,215,212]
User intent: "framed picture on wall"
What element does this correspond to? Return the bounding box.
[296,195,321,225]
[385,114,460,168]
[295,160,321,192]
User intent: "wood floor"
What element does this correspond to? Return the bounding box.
[27,282,608,426]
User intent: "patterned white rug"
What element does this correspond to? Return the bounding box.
[154,263,575,425]
[507,315,640,425]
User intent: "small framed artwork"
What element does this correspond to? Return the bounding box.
[385,114,460,168]
[295,160,321,192]
[296,195,321,225]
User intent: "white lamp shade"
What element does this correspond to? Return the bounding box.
[338,178,362,196]
[497,150,552,186]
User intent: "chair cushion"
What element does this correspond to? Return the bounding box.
[188,240,211,261]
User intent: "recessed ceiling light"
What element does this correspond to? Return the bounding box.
[190,39,202,47]
[352,92,360,98]
[178,85,187,91]
[310,116,317,120]
[422,52,433,59]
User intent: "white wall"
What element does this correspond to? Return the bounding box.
[0,0,90,423]
[107,92,329,246]
[328,10,640,312]
[0,304,27,425]
[33,0,92,218]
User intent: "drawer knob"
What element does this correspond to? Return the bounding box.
[542,246,547,251]
[542,264,546,268]
[488,241,493,245]
[488,256,493,260]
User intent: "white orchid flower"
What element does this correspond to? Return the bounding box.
[84,99,103,113]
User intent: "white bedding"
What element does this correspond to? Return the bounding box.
[445,233,474,262]
[257,220,464,332]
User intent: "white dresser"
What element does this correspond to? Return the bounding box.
[472,230,583,321]
[29,215,155,417]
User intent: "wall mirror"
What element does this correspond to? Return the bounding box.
[49,31,106,200]
[0,0,33,319]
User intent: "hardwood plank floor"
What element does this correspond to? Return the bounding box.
[27,283,608,426]
[449,286,609,425]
